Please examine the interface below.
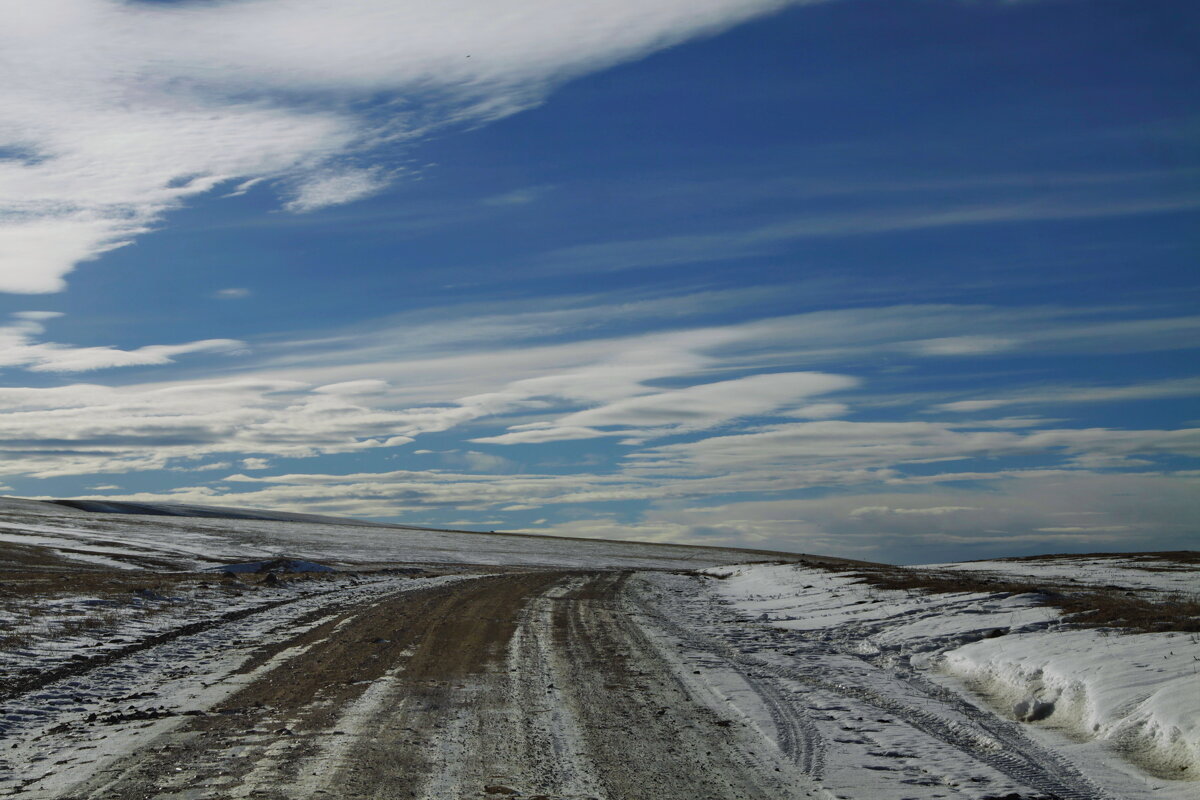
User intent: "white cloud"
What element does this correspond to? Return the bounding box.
[784,402,849,419]
[0,312,244,373]
[143,468,661,517]
[903,336,1016,356]
[934,377,1200,413]
[313,379,390,396]
[284,167,390,213]
[0,378,429,478]
[0,0,805,293]
[529,194,1200,276]
[461,451,517,473]
[850,505,979,516]
[214,287,252,299]
[0,295,1197,483]
[475,371,857,444]
[626,420,1200,478]
[474,425,621,445]
[482,185,553,206]
[562,372,855,429]
[238,296,1200,408]
[521,471,1200,560]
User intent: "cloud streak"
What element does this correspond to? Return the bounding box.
[0,0,806,293]
[1,295,1197,480]
[0,312,244,373]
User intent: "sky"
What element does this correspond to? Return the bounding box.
[0,0,1197,564]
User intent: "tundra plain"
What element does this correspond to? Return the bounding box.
[0,498,1195,800]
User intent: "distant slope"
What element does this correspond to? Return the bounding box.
[0,496,858,572]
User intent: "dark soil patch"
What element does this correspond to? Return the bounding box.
[813,562,1200,634]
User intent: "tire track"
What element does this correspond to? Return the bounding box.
[553,572,821,800]
[0,574,477,799]
[635,573,1114,800]
[627,577,826,778]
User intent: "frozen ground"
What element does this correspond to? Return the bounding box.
[930,552,1200,594]
[695,558,1199,800]
[0,497,1195,799]
[0,497,807,572]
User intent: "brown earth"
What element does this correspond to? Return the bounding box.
[39,571,816,800]
[810,553,1200,633]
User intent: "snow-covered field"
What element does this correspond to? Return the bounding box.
[933,553,1200,594]
[694,558,1199,799]
[0,496,796,572]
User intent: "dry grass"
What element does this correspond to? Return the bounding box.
[807,560,1200,634]
[986,550,1200,572]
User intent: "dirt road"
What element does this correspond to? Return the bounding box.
[7,571,818,799]
[4,568,1122,800]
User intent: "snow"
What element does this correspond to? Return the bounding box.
[699,561,1200,797]
[2,495,1196,797]
[701,562,1060,664]
[928,555,1200,595]
[0,497,781,572]
[0,573,474,795]
[945,629,1200,779]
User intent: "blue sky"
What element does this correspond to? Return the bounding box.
[0,0,1197,563]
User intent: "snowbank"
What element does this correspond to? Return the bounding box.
[943,629,1200,778]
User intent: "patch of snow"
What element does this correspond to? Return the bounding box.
[697,561,1199,797]
[944,628,1200,779]
[927,556,1200,595]
[0,497,780,572]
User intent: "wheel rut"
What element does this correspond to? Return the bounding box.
[8,568,1111,800]
[633,573,1115,800]
[18,571,827,800]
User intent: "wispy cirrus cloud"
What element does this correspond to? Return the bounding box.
[932,377,1200,413]
[623,420,1200,484]
[0,294,1197,481]
[66,465,1200,561]
[515,470,1200,561]
[0,312,243,373]
[473,371,857,444]
[0,378,424,479]
[526,192,1200,275]
[9,287,1193,559]
[0,0,809,293]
